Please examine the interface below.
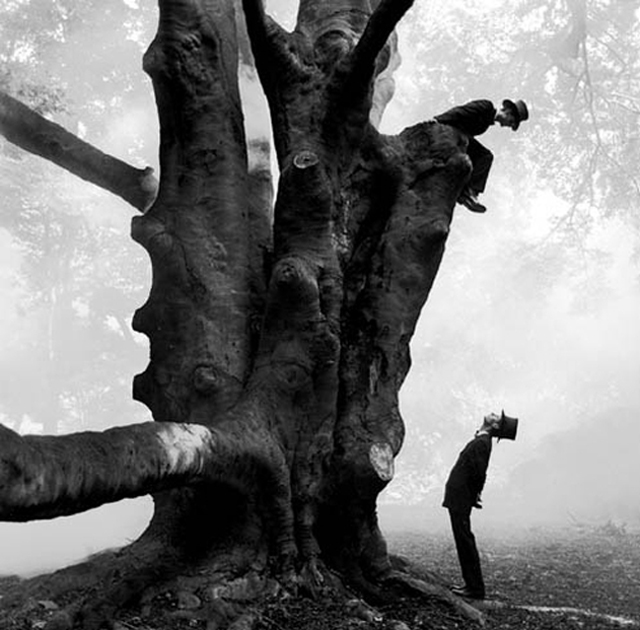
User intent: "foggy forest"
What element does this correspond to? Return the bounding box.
[0,0,639,629]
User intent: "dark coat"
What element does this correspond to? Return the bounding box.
[434,99,497,137]
[443,433,492,511]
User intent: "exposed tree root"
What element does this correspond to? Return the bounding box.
[385,555,486,626]
[0,536,186,630]
[0,546,485,630]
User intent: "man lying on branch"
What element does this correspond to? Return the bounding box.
[429,98,529,213]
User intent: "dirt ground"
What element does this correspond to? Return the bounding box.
[383,524,640,629]
[252,525,640,630]
[1,525,639,629]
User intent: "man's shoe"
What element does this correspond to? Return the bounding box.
[450,586,485,600]
[458,190,487,214]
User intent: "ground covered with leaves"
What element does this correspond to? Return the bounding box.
[253,525,640,630]
[385,524,640,629]
[1,525,639,629]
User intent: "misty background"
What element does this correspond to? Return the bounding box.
[1,0,639,576]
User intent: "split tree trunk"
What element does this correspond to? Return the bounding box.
[0,0,473,623]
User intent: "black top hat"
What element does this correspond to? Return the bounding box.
[502,99,529,130]
[498,410,518,440]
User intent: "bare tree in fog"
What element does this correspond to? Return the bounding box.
[0,0,490,626]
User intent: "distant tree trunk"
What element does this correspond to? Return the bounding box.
[0,0,471,625]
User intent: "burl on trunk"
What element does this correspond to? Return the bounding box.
[0,0,471,626]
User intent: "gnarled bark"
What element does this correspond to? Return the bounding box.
[0,0,475,627]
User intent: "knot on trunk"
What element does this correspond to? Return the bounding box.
[369,442,394,482]
[131,215,166,249]
[293,150,319,169]
[271,257,319,308]
[192,364,225,395]
[273,360,312,392]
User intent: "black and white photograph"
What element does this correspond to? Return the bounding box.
[1,1,639,628]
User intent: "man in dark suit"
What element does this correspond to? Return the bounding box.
[432,99,529,213]
[443,411,518,599]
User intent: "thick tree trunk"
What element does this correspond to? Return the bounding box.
[0,0,474,626]
[240,0,470,591]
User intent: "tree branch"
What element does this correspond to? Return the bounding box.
[350,0,414,79]
[0,90,157,213]
[241,0,298,83]
[0,411,297,562]
[135,0,256,422]
[241,0,270,44]
[0,421,215,521]
[334,123,470,492]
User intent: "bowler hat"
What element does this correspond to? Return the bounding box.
[502,99,529,130]
[498,410,518,440]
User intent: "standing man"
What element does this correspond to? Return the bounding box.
[432,98,529,213]
[443,411,518,600]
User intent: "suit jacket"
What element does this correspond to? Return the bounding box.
[443,433,492,510]
[434,99,497,137]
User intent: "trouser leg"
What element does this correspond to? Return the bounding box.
[466,139,493,194]
[448,508,485,596]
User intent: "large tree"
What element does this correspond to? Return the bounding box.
[0,0,479,627]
